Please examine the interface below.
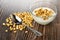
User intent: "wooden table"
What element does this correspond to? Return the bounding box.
[0,0,60,40]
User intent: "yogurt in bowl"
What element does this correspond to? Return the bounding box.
[29,1,57,25]
[32,7,57,25]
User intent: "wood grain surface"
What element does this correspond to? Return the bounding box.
[0,0,60,40]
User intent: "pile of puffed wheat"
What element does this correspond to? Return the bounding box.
[3,12,33,33]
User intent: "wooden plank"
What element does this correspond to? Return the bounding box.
[0,0,60,40]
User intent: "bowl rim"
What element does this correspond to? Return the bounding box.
[29,1,57,17]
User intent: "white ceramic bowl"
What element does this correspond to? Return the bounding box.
[30,1,57,25]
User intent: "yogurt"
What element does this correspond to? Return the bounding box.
[32,7,57,25]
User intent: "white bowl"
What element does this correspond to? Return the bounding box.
[29,1,57,25]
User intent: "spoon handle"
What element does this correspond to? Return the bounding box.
[26,26,42,36]
[11,15,42,36]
